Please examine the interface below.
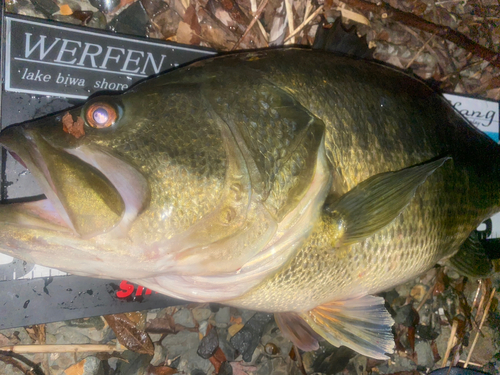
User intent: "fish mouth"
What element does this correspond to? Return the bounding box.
[0,122,149,239]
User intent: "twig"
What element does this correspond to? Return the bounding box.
[0,354,32,375]
[303,0,312,21]
[284,6,324,43]
[0,344,126,354]
[284,0,295,44]
[464,288,496,368]
[471,280,483,311]
[249,0,268,42]
[339,0,500,68]
[416,275,437,312]
[292,345,307,375]
[338,4,370,25]
[232,0,269,50]
[405,35,435,69]
[441,319,458,367]
[458,360,484,367]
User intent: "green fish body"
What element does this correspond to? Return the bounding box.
[1,49,498,359]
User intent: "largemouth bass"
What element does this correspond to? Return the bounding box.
[0,48,498,359]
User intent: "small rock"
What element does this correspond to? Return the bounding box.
[149,333,163,343]
[411,284,429,302]
[218,328,238,362]
[150,344,167,366]
[88,0,119,13]
[230,313,273,362]
[107,1,149,37]
[256,356,300,375]
[446,269,461,279]
[173,308,196,328]
[192,306,212,323]
[161,331,212,374]
[228,323,244,337]
[30,0,59,16]
[395,282,412,299]
[49,352,87,374]
[381,289,400,305]
[219,361,234,375]
[87,11,107,29]
[199,320,209,336]
[264,342,279,355]
[114,351,151,375]
[464,326,497,365]
[55,326,92,344]
[197,327,219,359]
[415,340,435,368]
[51,14,83,25]
[394,304,419,327]
[241,309,256,323]
[215,306,231,328]
[417,322,440,340]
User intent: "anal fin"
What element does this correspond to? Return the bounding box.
[299,295,395,359]
[447,232,493,277]
[275,312,322,351]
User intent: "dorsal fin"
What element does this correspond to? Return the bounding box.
[313,18,374,59]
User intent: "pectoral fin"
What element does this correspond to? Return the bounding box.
[326,157,450,246]
[299,295,395,360]
[447,232,493,277]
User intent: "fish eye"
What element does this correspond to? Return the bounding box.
[85,102,118,128]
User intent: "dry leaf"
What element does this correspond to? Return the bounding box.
[125,311,146,329]
[209,347,227,374]
[230,361,258,375]
[147,364,178,375]
[59,4,73,15]
[0,334,11,347]
[146,314,186,334]
[176,21,194,44]
[104,314,154,355]
[178,4,202,45]
[64,358,85,375]
[229,316,242,325]
[25,327,38,343]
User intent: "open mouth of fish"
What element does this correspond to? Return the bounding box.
[0,120,149,240]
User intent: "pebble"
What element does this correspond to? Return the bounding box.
[219,361,234,375]
[55,325,92,344]
[114,351,152,375]
[173,307,196,328]
[215,306,231,328]
[197,326,219,359]
[192,306,212,322]
[149,333,163,342]
[161,331,212,374]
[64,356,103,375]
[107,1,149,37]
[394,304,420,327]
[230,312,273,362]
[228,323,244,337]
[88,0,119,13]
[415,340,435,368]
[150,344,168,366]
[463,326,497,365]
[218,327,238,361]
[30,0,59,16]
[86,11,107,29]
